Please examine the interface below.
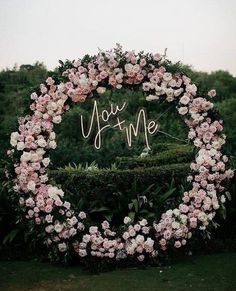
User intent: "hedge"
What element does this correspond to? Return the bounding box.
[49,163,190,224]
[116,145,195,169]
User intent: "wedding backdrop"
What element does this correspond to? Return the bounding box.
[1,0,236,289]
[0,43,236,290]
[0,45,235,269]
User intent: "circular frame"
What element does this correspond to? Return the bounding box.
[9,45,234,262]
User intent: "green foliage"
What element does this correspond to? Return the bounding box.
[0,63,48,167]
[116,144,195,169]
[1,63,236,169]
[49,162,190,225]
[216,98,236,155]
[50,88,189,168]
[189,70,236,101]
[126,178,178,222]
[0,62,236,260]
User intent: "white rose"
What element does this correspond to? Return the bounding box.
[124,63,133,72]
[96,87,106,94]
[42,157,50,167]
[37,138,47,148]
[69,228,77,237]
[145,237,154,247]
[54,223,64,233]
[122,232,130,240]
[169,79,177,87]
[49,132,56,140]
[174,88,184,97]
[57,189,64,197]
[47,101,57,111]
[40,174,48,183]
[33,125,41,134]
[17,142,25,150]
[139,219,148,226]
[79,249,87,257]
[146,95,159,101]
[43,113,49,120]
[165,88,174,97]
[36,148,45,156]
[52,115,62,124]
[173,208,180,216]
[124,216,131,224]
[178,107,188,115]
[69,216,78,226]
[172,221,180,229]
[220,195,226,203]
[186,84,197,95]
[135,234,145,244]
[166,210,173,216]
[83,234,91,243]
[155,85,166,95]
[20,151,31,162]
[92,80,98,87]
[77,222,85,231]
[30,92,38,100]
[180,214,187,223]
[35,111,43,118]
[45,214,53,223]
[10,132,19,147]
[200,212,208,222]
[27,180,36,191]
[49,140,57,149]
[58,242,67,252]
[89,226,98,234]
[45,225,54,233]
[63,201,71,210]
[163,72,172,82]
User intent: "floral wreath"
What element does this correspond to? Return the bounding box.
[9,45,234,263]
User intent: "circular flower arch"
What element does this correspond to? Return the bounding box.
[9,45,234,262]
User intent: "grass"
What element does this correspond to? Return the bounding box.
[0,252,236,291]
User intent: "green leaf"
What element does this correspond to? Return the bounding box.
[139,209,149,214]
[220,204,227,220]
[141,184,155,196]
[128,202,133,210]
[128,212,135,221]
[159,188,176,203]
[146,213,155,218]
[59,60,64,66]
[89,206,110,213]
[225,191,231,201]
[104,213,113,221]
[131,199,139,213]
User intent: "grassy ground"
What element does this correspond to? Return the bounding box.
[0,252,236,291]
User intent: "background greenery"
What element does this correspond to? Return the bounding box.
[0,62,236,263]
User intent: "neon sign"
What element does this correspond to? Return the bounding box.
[80,100,159,150]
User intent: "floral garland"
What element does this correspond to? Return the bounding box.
[9,45,234,262]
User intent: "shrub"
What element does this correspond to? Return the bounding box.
[116,145,195,169]
[49,163,190,225]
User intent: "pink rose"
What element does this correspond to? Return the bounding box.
[180,95,190,105]
[78,211,86,220]
[207,89,216,98]
[174,241,181,248]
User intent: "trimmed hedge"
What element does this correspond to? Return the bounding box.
[149,143,193,153]
[116,145,195,169]
[49,163,190,224]
[50,163,189,198]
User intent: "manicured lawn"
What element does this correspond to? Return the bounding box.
[0,252,236,291]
